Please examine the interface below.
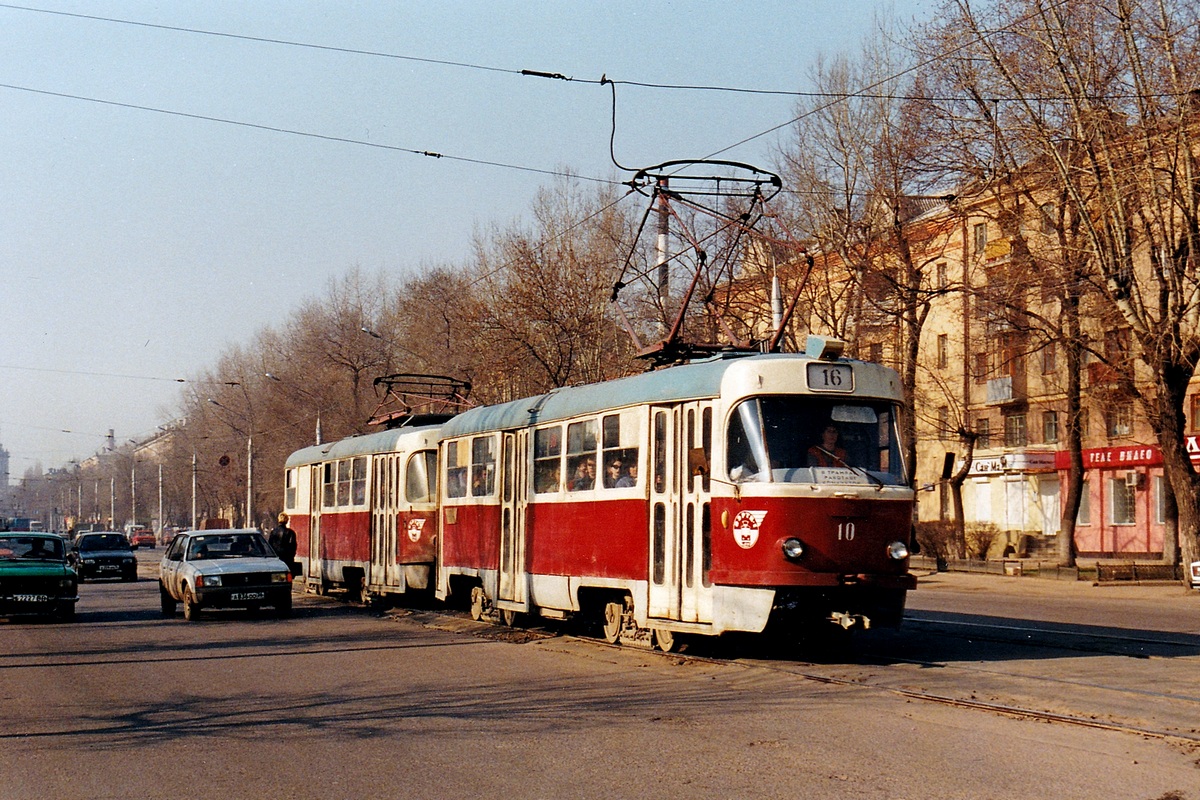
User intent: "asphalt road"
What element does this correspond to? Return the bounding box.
[1,562,1198,800]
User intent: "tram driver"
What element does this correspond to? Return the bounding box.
[807,424,847,468]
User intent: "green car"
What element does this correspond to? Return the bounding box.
[0,533,79,621]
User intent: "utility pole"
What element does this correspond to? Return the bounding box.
[656,178,670,330]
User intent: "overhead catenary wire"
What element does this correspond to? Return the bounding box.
[0,82,620,186]
[2,2,1190,106]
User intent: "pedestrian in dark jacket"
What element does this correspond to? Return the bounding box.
[268,512,298,575]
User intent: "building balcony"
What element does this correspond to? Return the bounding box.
[986,374,1027,405]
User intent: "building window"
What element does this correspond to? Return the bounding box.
[1004,414,1027,448]
[1106,402,1133,438]
[936,262,948,290]
[868,342,883,363]
[1190,394,1200,432]
[1110,476,1137,525]
[937,334,948,369]
[974,352,988,384]
[1076,479,1091,525]
[974,222,988,254]
[1042,342,1057,374]
[1042,411,1059,444]
[938,406,950,441]
[976,418,991,449]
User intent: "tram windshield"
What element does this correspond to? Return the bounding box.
[726,397,907,486]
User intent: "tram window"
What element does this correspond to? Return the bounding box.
[406,450,437,503]
[502,437,513,501]
[534,426,562,494]
[471,436,496,497]
[566,420,597,491]
[687,409,696,493]
[601,413,640,489]
[446,440,468,499]
[653,412,667,493]
[701,503,712,587]
[322,462,336,508]
[726,397,907,485]
[702,407,712,492]
[351,456,367,505]
[285,468,297,510]
[336,459,352,506]
[652,503,666,585]
[685,504,695,588]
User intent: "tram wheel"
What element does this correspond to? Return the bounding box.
[602,602,623,644]
[652,627,676,653]
[501,608,519,627]
[469,586,486,621]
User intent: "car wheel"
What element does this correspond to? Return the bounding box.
[55,603,76,622]
[182,587,201,621]
[159,584,177,616]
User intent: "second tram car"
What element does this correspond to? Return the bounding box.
[284,424,441,602]
[435,339,916,648]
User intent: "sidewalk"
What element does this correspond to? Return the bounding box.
[908,567,1199,634]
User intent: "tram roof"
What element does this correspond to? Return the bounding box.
[441,352,895,439]
[284,423,441,467]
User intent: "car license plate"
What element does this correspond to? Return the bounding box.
[99,565,118,571]
[230,592,265,601]
[14,594,50,603]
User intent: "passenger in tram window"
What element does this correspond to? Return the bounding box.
[568,457,596,491]
[604,458,623,488]
[535,461,560,494]
[807,424,847,468]
[616,461,637,488]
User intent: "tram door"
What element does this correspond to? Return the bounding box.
[679,402,714,623]
[498,431,528,607]
[307,464,323,587]
[369,454,399,591]
[648,403,714,623]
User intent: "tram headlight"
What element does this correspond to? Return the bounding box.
[782,538,805,559]
[887,541,910,560]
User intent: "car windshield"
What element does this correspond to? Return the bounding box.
[0,535,65,560]
[186,533,271,560]
[726,396,908,486]
[78,534,131,552]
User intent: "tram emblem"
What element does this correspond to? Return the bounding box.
[733,510,767,549]
[406,518,426,543]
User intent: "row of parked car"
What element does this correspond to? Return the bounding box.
[0,529,293,622]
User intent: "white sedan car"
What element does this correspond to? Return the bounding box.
[1190,560,1200,589]
[159,529,293,620]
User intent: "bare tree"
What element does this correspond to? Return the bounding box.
[920,0,1200,571]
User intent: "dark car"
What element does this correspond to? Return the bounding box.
[69,532,138,582]
[0,533,78,621]
[159,529,293,621]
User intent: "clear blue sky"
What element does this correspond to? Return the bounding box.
[0,0,935,477]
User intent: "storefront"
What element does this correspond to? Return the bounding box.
[1054,445,1167,557]
[961,451,1058,555]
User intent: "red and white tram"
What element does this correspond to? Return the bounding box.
[284,424,441,602]
[436,338,916,648]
